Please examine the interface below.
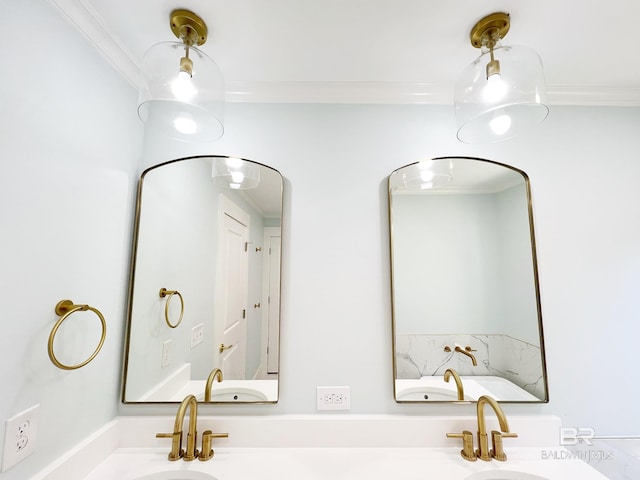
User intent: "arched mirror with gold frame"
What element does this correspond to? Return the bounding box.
[389,157,548,403]
[122,155,282,404]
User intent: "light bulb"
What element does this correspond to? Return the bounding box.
[484,73,507,103]
[229,183,241,189]
[174,115,198,134]
[420,170,435,182]
[489,112,512,136]
[226,157,244,169]
[230,171,245,184]
[171,70,197,101]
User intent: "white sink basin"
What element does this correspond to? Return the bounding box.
[396,385,472,401]
[466,471,549,480]
[134,472,216,480]
[205,386,268,401]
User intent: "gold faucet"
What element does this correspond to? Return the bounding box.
[476,395,517,461]
[204,368,224,402]
[444,368,465,400]
[157,393,229,462]
[156,394,199,461]
[455,346,477,366]
[443,345,478,366]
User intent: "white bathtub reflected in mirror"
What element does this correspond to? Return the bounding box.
[395,376,539,403]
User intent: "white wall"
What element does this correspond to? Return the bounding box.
[0,1,142,478]
[126,159,219,399]
[391,182,539,342]
[3,3,640,477]
[136,103,640,437]
[392,193,503,335]
[497,183,540,345]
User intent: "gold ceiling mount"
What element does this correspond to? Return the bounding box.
[170,9,208,46]
[469,12,510,49]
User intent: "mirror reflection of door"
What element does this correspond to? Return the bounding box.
[215,195,249,380]
[122,156,283,404]
[263,228,281,374]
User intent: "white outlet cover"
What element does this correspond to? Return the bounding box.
[161,339,172,368]
[2,404,39,472]
[316,386,351,411]
[191,323,204,349]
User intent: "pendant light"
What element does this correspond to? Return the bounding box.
[454,12,548,144]
[138,9,225,142]
[212,157,261,190]
[396,159,454,191]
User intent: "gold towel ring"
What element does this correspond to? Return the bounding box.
[159,288,184,328]
[48,300,107,370]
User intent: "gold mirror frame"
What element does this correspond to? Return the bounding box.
[122,155,283,404]
[389,157,549,403]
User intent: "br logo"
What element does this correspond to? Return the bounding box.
[560,427,595,446]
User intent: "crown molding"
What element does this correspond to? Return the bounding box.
[545,86,640,106]
[49,0,640,106]
[226,82,640,106]
[225,82,454,104]
[48,0,140,87]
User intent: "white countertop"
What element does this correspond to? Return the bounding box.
[29,415,610,480]
[82,446,609,480]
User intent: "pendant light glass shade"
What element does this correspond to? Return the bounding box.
[395,159,454,191]
[137,10,224,142]
[454,13,548,144]
[212,157,261,190]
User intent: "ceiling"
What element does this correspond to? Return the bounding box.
[50,0,640,105]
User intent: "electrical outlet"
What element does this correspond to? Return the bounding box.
[161,339,172,368]
[316,386,351,411]
[191,323,204,349]
[2,404,39,472]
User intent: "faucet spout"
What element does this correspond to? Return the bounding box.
[444,368,465,400]
[476,395,511,461]
[204,368,224,402]
[174,394,199,461]
[156,394,199,461]
[477,395,509,435]
[455,346,477,366]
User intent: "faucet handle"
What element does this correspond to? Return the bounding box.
[490,430,518,461]
[446,430,477,461]
[156,432,184,461]
[198,429,229,461]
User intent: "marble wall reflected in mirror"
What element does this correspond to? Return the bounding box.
[389,157,548,403]
[122,156,282,403]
